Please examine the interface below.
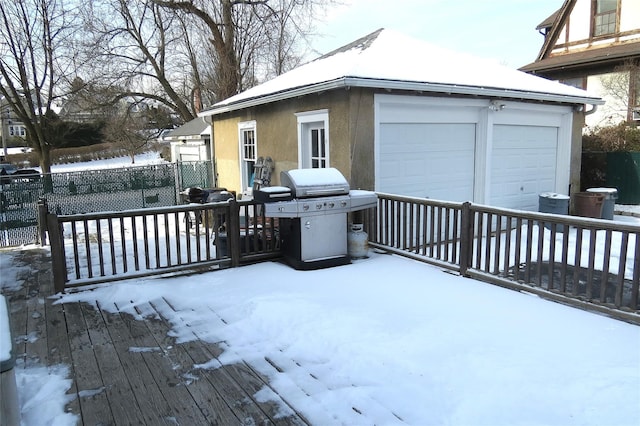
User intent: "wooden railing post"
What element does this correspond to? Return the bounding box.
[46,213,67,293]
[36,198,49,246]
[459,202,473,277]
[227,199,241,267]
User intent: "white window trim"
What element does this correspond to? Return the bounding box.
[238,120,257,192]
[295,109,329,168]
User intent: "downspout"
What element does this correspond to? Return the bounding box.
[584,104,598,115]
[203,115,217,188]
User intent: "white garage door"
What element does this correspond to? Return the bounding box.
[490,125,558,211]
[378,123,475,201]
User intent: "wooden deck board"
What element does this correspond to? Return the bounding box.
[131,303,246,425]
[64,302,115,425]
[2,248,309,425]
[147,298,296,425]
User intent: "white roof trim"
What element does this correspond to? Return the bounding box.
[199,76,603,117]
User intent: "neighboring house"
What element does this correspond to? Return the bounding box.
[0,101,27,159]
[163,117,211,163]
[200,29,603,211]
[520,0,640,128]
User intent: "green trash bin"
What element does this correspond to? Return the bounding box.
[573,192,604,218]
[586,187,618,220]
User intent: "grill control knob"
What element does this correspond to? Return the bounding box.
[303,204,309,211]
[316,203,322,210]
[328,202,335,208]
[341,201,348,207]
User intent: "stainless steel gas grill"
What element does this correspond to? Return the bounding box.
[258,168,377,270]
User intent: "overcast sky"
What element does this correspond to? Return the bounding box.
[310,0,563,69]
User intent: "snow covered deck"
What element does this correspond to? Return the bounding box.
[2,246,639,425]
[3,248,307,425]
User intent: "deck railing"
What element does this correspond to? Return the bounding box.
[364,194,640,324]
[47,199,280,292]
[45,192,639,323]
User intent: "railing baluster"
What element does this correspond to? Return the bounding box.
[164,212,171,266]
[503,216,512,278]
[586,229,598,300]
[184,211,192,263]
[444,207,451,262]
[84,219,93,279]
[573,227,583,297]
[71,221,81,280]
[132,215,140,271]
[524,219,533,284]
[632,234,640,310]
[614,232,628,308]
[119,217,127,274]
[548,224,556,291]
[108,218,116,275]
[153,214,161,268]
[484,213,492,273]
[557,227,568,292]
[194,207,202,262]
[451,208,459,264]
[96,219,105,277]
[513,217,522,281]
[475,213,484,270]
[600,230,613,303]
[175,211,182,264]
[493,214,502,275]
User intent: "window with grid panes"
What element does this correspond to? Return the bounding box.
[593,0,617,36]
[310,126,327,168]
[239,123,257,190]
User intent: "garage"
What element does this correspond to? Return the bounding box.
[374,95,574,211]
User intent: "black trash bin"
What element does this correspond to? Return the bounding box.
[539,192,570,231]
[586,187,618,220]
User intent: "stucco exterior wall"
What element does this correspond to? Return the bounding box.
[211,88,375,195]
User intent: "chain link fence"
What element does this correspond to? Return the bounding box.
[0,161,213,247]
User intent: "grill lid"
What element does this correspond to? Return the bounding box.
[281,168,350,198]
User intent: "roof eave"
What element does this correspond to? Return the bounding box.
[199,77,603,116]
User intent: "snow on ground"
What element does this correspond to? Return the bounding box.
[48,151,167,173]
[6,251,633,425]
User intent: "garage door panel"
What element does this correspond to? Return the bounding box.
[490,125,558,211]
[379,123,475,201]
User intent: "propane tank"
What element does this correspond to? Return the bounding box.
[347,223,369,259]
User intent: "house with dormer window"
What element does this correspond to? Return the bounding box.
[520,0,640,128]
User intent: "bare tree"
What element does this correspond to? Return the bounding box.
[78,0,196,122]
[75,0,332,123]
[151,0,331,103]
[0,0,76,173]
[102,105,154,164]
[599,61,640,124]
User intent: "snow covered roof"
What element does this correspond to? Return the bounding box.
[163,117,210,139]
[201,28,603,116]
